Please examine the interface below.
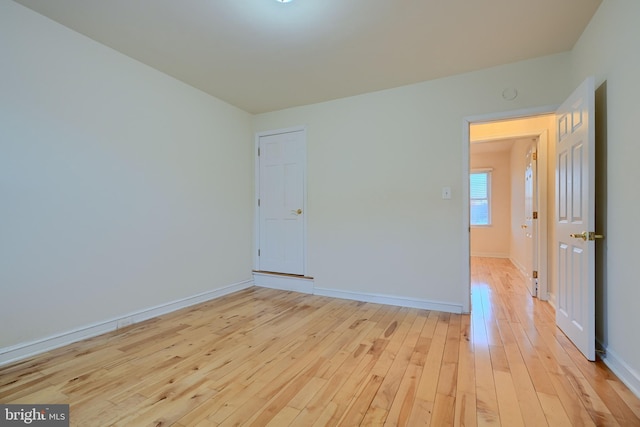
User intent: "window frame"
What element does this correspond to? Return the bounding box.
[470,169,492,227]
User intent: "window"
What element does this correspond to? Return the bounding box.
[470,170,491,226]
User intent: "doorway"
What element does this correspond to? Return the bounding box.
[253,126,314,294]
[463,111,556,312]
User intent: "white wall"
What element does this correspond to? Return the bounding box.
[469,151,511,258]
[254,53,572,311]
[0,2,254,351]
[569,0,640,395]
[508,142,529,271]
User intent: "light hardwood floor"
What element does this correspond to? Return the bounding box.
[2,257,640,426]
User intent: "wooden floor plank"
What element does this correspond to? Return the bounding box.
[383,318,431,426]
[495,318,548,427]
[537,391,573,427]
[1,259,639,426]
[608,379,640,420]
[454,312,477,427]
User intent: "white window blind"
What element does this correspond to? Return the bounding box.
[470,170,491,226]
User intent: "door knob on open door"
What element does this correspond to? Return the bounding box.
[570,231,588,241]
[291,209,302,215]
[570,231,604,241]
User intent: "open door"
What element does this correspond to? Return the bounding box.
[555,77,599,361]
[524,140,538,297]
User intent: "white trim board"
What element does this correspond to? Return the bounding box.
[547,292,557,310]
[251,273,463,313]
[598,342,640,399]
[252,272,314,294]
[470,252,510,258]
[510,257,528,279]
[0,279,253,367]
[314,287,463,314]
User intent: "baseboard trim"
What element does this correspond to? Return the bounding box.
[253,272,314,294]
[0,279,253,367]
[509,257,527,277]
[470,252,509,259]
[597,341,640,399]
[547,292,557,310]
[313,287,463,314]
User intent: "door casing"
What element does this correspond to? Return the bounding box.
[254,126,308,277]
[524,138,539,297]
[463,106,554,313]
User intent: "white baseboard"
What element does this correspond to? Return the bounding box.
[598,342,640,399]
[251,272,462,313]
[470,252,509,258]
[252,272,314,294]
[0,279,253,367]
[2,277,466,367]
[509,257,528,277]
[547,292,557,310]
[313,287,463,314]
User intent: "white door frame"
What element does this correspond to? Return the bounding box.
[254,125,309,276]
[462,106,555,313]
[524,138,539,297]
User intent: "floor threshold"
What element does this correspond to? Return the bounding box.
[252,270,314,280]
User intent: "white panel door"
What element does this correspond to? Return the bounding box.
[555,77,596,361]
[524,141,537,297]
[258,130,305,275]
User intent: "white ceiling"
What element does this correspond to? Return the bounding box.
[14,0,602,114]
[470,139,516,155]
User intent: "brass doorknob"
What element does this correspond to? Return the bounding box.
[570,231,588,241]
[570,231,604,241]
[291,209,302,215]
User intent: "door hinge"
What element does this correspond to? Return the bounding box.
[258,147,260,156]
[258,198,260,207]
[532,152,537,161]
[533,211,538,219]
[533,270,538,279]
[258,249,260,256]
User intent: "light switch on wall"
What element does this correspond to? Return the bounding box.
[442,186,452,199]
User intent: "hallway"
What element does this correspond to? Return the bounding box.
[470,256,640,425]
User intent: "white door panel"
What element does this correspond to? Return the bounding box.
[555,77,595,361]
[258,130,305,275]
[524,142,537,297]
